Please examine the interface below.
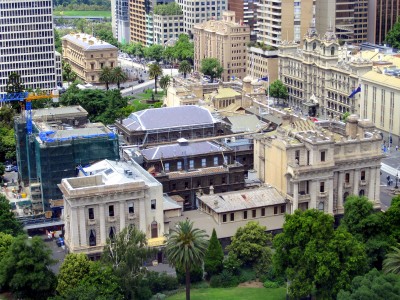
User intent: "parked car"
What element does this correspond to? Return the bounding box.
[138,79,145,84]
[5,165,13,172]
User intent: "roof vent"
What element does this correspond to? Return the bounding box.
[177,138,188,145]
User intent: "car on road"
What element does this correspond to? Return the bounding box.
[5,165,13,172]
[138,79,145,84]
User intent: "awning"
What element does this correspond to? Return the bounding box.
[147,237,166,247]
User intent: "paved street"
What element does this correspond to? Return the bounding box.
[379,147,400,210]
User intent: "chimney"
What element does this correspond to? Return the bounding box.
[209,185,214,195]
[345,114,358,139]
[88,40,94,45]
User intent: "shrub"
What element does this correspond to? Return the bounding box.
[204,229,224,279]
[238,267,257,283]
[210,270,239,288]
[223,252,242,275]
[259,265,285,286]
[263,280,280,289]
[176,264,203,284]
[145,271,179,294]
[151,293,166,300]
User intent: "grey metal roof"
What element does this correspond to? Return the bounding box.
[122,106,216,131]
[62,33,117,51]
[141,141,228,160]
[225,115,266,133]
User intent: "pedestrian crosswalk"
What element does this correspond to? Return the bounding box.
[381,163,400,177]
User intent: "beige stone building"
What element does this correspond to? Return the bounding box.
[60,159,165,258]
[246,46,279,86]
[254,116,383,216]
[62,33,118,84]
[193,11,250,82]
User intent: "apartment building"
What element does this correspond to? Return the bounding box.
[254,116,383,216]
[257,0,314,46]
[62,33,118,84]
[228,0,259,36]
[177,0,228,36]
[0,0,61,95]
[315,0,369,44]
[193,11,250,82]
[60,159,165,258]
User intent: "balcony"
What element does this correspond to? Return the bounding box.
[108,216,116,223]
[128,213,137,220]
[360,180,367,186]
[319,191,328,198]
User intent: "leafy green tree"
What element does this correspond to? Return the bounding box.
[172,34,194,62]
[0,127,16,161]
[204,229,224,279]
[385,17,400,49]
[254,247,272,278]
[200,58,223,82]
[383,244,400,275]
[0,194,23,236]
[148,63,163,94]
[385,195,400,242]
[269,80,288,104]
[5,72,25,93]
[178,60,192,79]
[159,75,171,95]
[342,111,351,122]
[273,209,368,299]
[227,221,270,266]
[153,2,182,15]
[111,66,128,89]
[99,66,113,90]
[56,253,92,296]
[62,61,78,83]
[0,235,57,299]
[102,226,153,300]
[54,29,62,53]
[144,44,164,62]
[124,42,145,58]
[166,220,208,300]
[0,232,14,259]
[337,268,400,300]
[223,252,241,275]
[94,28,118,47]
[175,264,204,285]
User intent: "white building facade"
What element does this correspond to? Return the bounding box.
[0,0,61,95]
[153,14,184,45]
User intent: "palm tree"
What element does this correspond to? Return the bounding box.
[148,63,163,94]
[111,66,128,89]
[159,75,171,95]
[383,244,400,274]
[99,66,112,90]
[165,220,208,300]
[178,60,192,79]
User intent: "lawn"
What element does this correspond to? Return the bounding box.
[54,11,111,17]
[167,287,286,300]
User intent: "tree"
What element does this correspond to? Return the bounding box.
[273,209,368,299]
[102,226,153,299]
[99,66,113,90]
[56,253,92,296]
[178,60,192,79]
[165,220,208,300]
[153,2,182,15]
[227,221,271,266]
[385,195,400,241]
[269,80,288,104]
[200,58,223,82]
[111,66,128,89]
[0,235,57,299]
[0,233,14,259]
[337,268,400,300]
[159,75,171,95]
[148,63,163,94]
[95,28,118,47]
[385,17,400,49]
[0,194,23,236]
[342,111,351,122]
[62,61,77,83]
[172,34,194,62]
[5,72,25,93]
[204,229,224,279]
[144,44,164,62]
[383,244,400,275]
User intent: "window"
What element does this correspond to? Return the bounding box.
[177,161,182,170]
[320,182,325,193]
[318,202,324,211]
[189,159,194,169]
[213,156,218,166]
[201,158,206,167]
[252,209,256,218]
[172,183,176,190]
[274,206,278,215]
[345,173,350,183]
[243,211,247,219]
[295,150,300,163]
[165,163,170,172]
[128,203,134,214]
[361,170,365,181]
[89,229,96,246]
[185,182,189,189]
[108,205,114,217]
[151,221,158,238]
[151,199,156,210]
[222,214,227,222]
[359,189,365,196]
[88,208,94,219]
[230,213,234,221]
[261,208,266,216]
[280,205,286,214]
[109,227,116,240]
[100,62,104,68]
[320,151,326,162]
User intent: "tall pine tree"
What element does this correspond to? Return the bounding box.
[204,228,224,279]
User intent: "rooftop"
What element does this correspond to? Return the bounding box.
[32,106,87,120]
[225,114,266,133]
[199,187,286,213]
[62,33,117,51]
[214,88,241,99]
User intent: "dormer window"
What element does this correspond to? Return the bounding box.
[331,47,335,55]
[313,42,316,50]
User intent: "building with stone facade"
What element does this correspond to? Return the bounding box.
[278,25,373,119]
[254,115,383,216]
[246,46,278,85]
[62,33,118,84]
[60,159,165,258]
[193,11,250,82]
[257,0,314,46]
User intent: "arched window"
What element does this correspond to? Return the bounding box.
[318,202,324,211]
[89,229,96,246]
[313,42,317,50]
[359,189,365,196]
[109,227,116,240]
[151,221,158,238]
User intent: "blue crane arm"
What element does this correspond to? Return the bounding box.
[0,92,29,102]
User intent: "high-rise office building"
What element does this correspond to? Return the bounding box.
[0,0,61,95]
[228,0,259,37]
[116,0,130,43]
[257,0,314,46]
[367,0,400,45]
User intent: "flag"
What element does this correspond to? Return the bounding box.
[258,76,269,82]
[349,85,361,98]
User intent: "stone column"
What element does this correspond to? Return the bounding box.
[292,182,299,213]
[368,167,376,201]
[337,172,344,209]
[353,169,359,195]
[99,204,106,245]
[71,207,80,248]
[328,179,334,214]
[79,207,87,247]
[119,201,126,231]
[309,180,317,209]
[375,167,381,202]
[139,198,147,235]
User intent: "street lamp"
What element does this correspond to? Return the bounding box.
[395,173,399,189]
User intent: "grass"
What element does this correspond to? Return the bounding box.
[54,10,111,17]
[167,287,286,300]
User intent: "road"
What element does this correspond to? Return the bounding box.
[379,147,400,210]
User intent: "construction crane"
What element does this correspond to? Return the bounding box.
[0,90,59,134]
